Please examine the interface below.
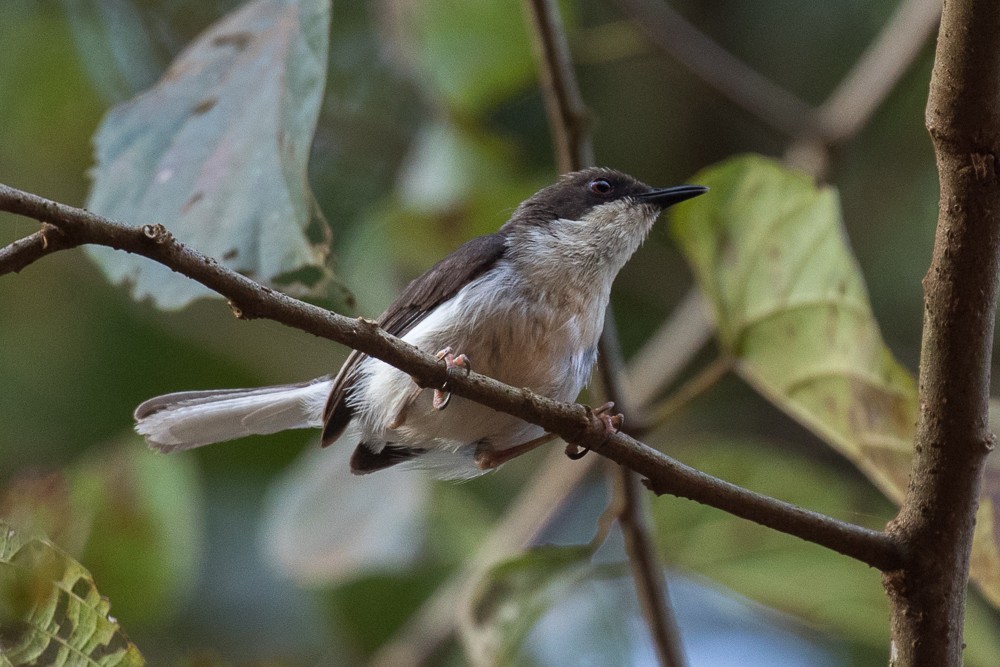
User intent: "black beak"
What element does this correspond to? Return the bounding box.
[636,185,709,208]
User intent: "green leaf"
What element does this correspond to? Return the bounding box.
[0,520,144,666]
[460,544,595,666]
[85,0,333,309]
[670,154,1000,612]
[671,156,915,497]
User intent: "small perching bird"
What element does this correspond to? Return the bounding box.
[135,168,707,478]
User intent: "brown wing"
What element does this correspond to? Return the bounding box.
[321,232,508,445]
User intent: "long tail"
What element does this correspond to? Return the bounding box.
[134,377,334,452]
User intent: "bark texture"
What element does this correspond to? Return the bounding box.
[886,2,1000,664]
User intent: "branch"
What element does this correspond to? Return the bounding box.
[523,0,593,173]
[814,0,941,144]
[524,1,687,662]
[0,183,902,573]
[885,1,1000,663]
[374,447,600,667]
[615,467,687,667]
[612,0,818,137]
[0,225,79,275]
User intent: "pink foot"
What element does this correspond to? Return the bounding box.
[565,402,623,460]
[433,346,471,410]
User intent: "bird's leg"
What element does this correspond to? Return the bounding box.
[564,402,623,460]
[474,403,624,469]
[433,346,471,410]
[474,432,560,470]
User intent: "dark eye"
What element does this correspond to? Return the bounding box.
[588,179,613,197]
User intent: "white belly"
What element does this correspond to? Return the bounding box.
[348,268,605,459]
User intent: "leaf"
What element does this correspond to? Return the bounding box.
[671,156,915,497]
[460,544,596,666]
[0,520,145,666]
[670,155,1000,610]
[61,0,173,103]
[85,0,333,309]
[260,442,429,585]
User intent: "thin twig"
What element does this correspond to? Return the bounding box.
[523,0,594,173]
[373,447,601,667]
[814,0,941,144]
[599,310,687,667]
[612,0,818,137]
[648,355,732,427]
[621,288,714,409]
[524,0,687,662]
[0,225,78,275]
[616,467,687,667]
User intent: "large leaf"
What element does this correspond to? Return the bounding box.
[670,154,1000,608]
[85,0,332,309]
[0,520,144,666]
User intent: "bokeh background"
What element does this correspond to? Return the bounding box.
[1,0,995,665]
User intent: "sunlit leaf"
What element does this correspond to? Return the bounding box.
[670,154,1000,609]
[460,544,595,665]
[0,520,145,666]
[85,0,333,309]
[261,442,429,585]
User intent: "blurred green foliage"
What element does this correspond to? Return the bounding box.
[1,0,994,665]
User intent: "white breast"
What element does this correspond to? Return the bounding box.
[348,260,608,457]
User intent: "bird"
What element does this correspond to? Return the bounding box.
[134,167,707,478]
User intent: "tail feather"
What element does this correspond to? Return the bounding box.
[135,377,334,452]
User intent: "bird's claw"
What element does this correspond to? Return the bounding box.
[564,402,623,460]
[433,346,471,411]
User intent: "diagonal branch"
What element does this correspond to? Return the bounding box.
[0,225,79,275]
[0,183,903,574]
[814,0,941,144]
[612,0,818,137]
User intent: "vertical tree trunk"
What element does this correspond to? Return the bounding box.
[886,1,1000,664]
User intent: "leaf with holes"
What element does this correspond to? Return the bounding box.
[0,521,144,666]
[85,0,332,309]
